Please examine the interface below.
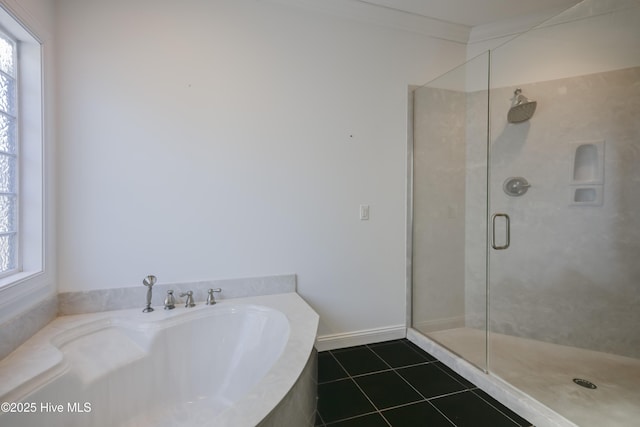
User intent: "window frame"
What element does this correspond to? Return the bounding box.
[0,3,45,293]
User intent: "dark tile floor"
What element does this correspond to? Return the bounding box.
[316,339,533,427]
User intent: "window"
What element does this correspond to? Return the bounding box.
[0,5,44,291]
[0,29,17,277]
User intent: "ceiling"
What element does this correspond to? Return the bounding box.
[358,0,582,27]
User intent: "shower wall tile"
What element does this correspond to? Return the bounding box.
[58,274,296,315]
[464,88,490,330]
[0,294,57,360]
[465,66,640,358]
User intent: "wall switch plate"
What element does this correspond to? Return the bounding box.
[359,204,370,220]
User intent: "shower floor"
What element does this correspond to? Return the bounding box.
[426,327,640,427]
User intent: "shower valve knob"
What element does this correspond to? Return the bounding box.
[503,177,530,197]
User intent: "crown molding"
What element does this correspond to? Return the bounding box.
[263,0,471,44]
[0,0,52,42]
[468,6,573,45]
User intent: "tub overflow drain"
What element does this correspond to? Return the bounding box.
[573,378,597,389]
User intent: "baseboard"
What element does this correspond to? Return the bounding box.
[315,325,406,352]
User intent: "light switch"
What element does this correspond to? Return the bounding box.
[359,204,370,220]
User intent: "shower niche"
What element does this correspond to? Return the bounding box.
[569,140,604,206]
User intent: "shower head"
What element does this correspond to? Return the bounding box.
[507,88,537,123]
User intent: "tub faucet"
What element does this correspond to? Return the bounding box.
[206,288,222,305]
[180,290,195,308]
[142,275,157,313]
[164,290,176,310]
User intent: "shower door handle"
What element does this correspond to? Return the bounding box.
[491,213,510,250]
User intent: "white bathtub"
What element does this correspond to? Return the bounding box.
[0,292,319,427]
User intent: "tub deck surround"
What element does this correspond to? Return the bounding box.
[57,273,297,315]
[0,292,319,427]
[0,294,58,360]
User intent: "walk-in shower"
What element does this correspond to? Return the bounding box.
[409,1,640,426]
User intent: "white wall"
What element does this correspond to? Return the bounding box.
[55,0,465,338]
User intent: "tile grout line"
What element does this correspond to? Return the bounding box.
[399,339,440,360]
[367,342,461,419]
[326,349,393,427]
[409,351,523,426]
[317,366,397,384]
[397,341,487,427]
[470,389,530,427]
[318,359,438,384]
[398,339,524,426]
[372,341,485,427]
[321,340,528,427]
[334,342,460,427]
[426,387,479,402]
[323,342,461,426]
[323,410,382,426]
[379,344,460,427]
[430,360,477,388]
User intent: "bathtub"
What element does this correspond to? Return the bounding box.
[0,292,319,427]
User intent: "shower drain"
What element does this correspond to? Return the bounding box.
[573,378,597,389]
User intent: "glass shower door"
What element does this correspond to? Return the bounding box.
[487,1,640,425]
[411,52,490,372]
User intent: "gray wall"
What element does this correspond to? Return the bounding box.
[413,66,640,359]
[466,66,640,358]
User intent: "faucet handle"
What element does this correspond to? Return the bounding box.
[179,290,195,308]
[164,290,176,310]
[206,288,222,305]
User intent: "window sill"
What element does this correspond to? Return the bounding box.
[0,270,44,291]
[0,270,51,325]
